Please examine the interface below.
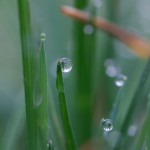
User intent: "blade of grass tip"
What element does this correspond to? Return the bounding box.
[17,0,37,149]
[60,6,150,58]
[56,60,76,150]
[35,33,49,149]
[113,59,150,150]
[47,140,54,150]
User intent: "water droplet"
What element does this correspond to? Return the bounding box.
[101,118,113,132]
[34,94,43,109]
[127,125,138,137]
[40,32,46,41]
[104,59,120,78]
[59,58,73,73]
[84,24,94,35]
[93,0,103,8]
[115,74,127,87]
[47,139,54,150]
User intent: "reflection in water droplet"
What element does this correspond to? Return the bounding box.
[104,59,120,78]
[127,125,138,137]
[101,118,113,132]
[40,32,46,41]
[93,0,103,8]
[115,74,127,87]
[59,58,73,73]
[84,24,94,35]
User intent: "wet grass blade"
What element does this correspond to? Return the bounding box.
[113,59,150,150]
[56,60,76,150]
[35,33,49,149]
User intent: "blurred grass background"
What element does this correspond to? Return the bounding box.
[0,0,150,150]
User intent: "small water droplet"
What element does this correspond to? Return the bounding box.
[104,59,120,78]
[40,32,46,41]
[47,139,54,150]
[93,0,103,8]
[115,74,127,87]
[101,118,113,132]
[127,125,138,137]
[84,24,94,35]
[34,94,43,109]
[59,58,73,73]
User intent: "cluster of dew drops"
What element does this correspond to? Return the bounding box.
[100,59,128,132]
[104,58,127,87]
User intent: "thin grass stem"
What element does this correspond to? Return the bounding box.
[56,60,76,150]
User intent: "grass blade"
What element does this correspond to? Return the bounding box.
[18,0,49,149]
[56,60,76,150]
[18,0,37,149]
[35,33,49,149]
[113,59,150,149]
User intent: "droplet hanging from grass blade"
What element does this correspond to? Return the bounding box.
[101,118,113,132]
[40,32,46,41]
[115,74,127,87]
[58,58,73,73]
[47,139,54,150]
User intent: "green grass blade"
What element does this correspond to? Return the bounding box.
[113,59,150,149]
[146,95,150,150]
[56,60,76,150]
[35,33,49,149]
[73,0,96,145]
[17,0,37,149]
[18,1,49,149]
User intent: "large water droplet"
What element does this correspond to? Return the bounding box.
[59,58,73,73]
[101,118,113,132]
[115,74,127,87]
[84,24,94,35]
[40,32,46,41]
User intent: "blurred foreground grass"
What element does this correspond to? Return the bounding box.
[0,0,150,150]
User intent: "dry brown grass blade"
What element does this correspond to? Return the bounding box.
[61,6,150,58]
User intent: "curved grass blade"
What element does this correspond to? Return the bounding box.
[61,6,150,58]
[56,60,76,150]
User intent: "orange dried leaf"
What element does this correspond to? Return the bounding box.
[61,6,150,58]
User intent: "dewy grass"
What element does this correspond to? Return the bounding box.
[56,60,76,150]
[113,59,150,150]
[18,0,49,149]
